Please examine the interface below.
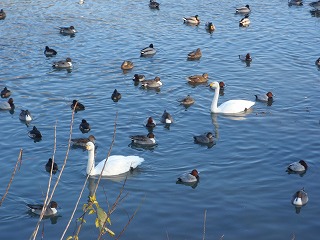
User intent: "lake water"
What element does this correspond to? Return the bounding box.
[0,0,320,239]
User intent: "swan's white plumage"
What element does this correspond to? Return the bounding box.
[209,81,255,114]
[86,142,144,176]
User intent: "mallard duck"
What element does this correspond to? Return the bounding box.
[161,110,173,124]
[71,135,96,147]
[239,15,250,27]
[179,95,195,106]
[45,158,58,174]
[1,87,11,98]
[19,109,32,121]
[132,74,145,82]
[177,169,199,183]
[291,188,308,206]
[287,160,308,173]
[130,132,156,146]
[111,89,121,102]
[52,57,72,69]
[28,126,42,139]
[79,119,90,133]
[121,60,134,70]
[59,26,77,35]
[141,76,162,88]
[193,132,214,144]
[44,46,57,57]
[27,201,58,216]
[0,98,14,110]
[288,0,303,6]
[239,53,252,62]
[236,5,251,14]
[0,9,6,20]
[187,73,209,83]
[145,117,156,129]
[140,44,156,56]
[205,22,215,32]
[315,57,320,66]
[149,0,160,9]
[255,92,273,102]
[187,48,202,60]
[183,15,200,25]
[71,100,85,112]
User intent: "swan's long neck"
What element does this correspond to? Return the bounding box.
[87,148,95,175]
[210,85,220,113]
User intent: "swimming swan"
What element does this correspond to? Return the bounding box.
[85,141,144,176]
[209,81,255,114]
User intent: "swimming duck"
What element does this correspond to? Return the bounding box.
[291,188,308,206]
[45,158,58,174]
[86,141,144,176]
[315,57,320,66]
[44,46,57,57]
[309,0,320,9]
[1,87,11,98]
[239,15,250,27]
[19,109,32,121]
[255,92,273,102]
[121,60,134,70]
[71,135,96,147]
[209,81,255,114]
[177,169,199,183]
[0,98,14,110]
[288,0,303,6]
[0,9,6,20]
[79,119,91,133]
[141,76,162,88]
[239,53,252,62]
[28,126,42,140]
[59,26,77,35]
[187,73,209,84]
[71,100,85,112]
[194,132,214,144]
[205,22,215,32]
[179,95,195,106]
[236,5,251,14]
[149,0,160,9]
[132,74,145,82]
[27,201,58,216]
[111,89,121,102]
[52,57,72,69]
[187,48,202,60]
[130,132,156,146]
[140,44,156,57]
[161,110,173,124]
[287,160,308,173]
[145,117,156,129]
[183,15,200,25]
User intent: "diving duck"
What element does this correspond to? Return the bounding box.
[28,126,42,140]
[315,57,320,66]
[27,201,58,216]
[44,46,57,57]
[132,74,145,82]
[0,9,6,20]
[130,132,156,146]
[0,98,14,110]
[309,0,320,8]
[149,0,160,9]
[288,0,303,6]
[287,160,308,173]
[239,15,250,27]
[187,48,202,60]
[79,119,91,133]
[183,15,200,25]
[19,109,32,121]
[236,5,251,14]
[291,188,308,206]
[145,117,156,129]
[59,26,77,35]
[177,169,199,183]
[52,57,72,69]
[255,92,273,102]
[45,158,58,174]
[121,60,134,70]
[71,135,96,147]
[239,53,252,62]
[1,87,11,98]
[140,44,156,57]
[71,100,85,112]
[141,76,162,88]
[205,22,215,32]
[187,73,209,84]
[193,132,214,144]
[161,110,173,124]
[179,95,195,106]
[111,89,121,102]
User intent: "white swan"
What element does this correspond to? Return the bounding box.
[209,81,255,114]
[85,141,144,176]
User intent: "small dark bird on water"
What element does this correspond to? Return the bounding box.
[45,158,58,174]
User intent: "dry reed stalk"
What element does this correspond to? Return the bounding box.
[0,149,23,206]
[203,209,207,240]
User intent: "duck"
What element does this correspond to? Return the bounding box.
[27,201,58,216]
[183,15,200,25]
[205,22,215,32]
[141,76,162,88]
[111,89,121,102]
[239,15,250,27]
[218,82,226,95]
[121,60,134,70]
[59,26,77,35]
[239,53,252,62]
[79,119,91,133]
[71,135,96,147]
[0,98,14,110]
[85,141,144,176]
[209,81,255,114]
[255,92,273,102]
[161,110,173,124]
[45,158,58,174]
[236,5,251,14]
[309,0,320,9]
[315,57,320,66]
[70,99,85,112]
[177,169,199,183]
[44,46,57,57]
[149,0,160,9]
[52,57,72,69]
[179,95,195,106]
[145,117,156,129]
[193,132,214,144]
[187,73,209,84]
[132,74,145,82]
[288,0,303,6]
[287,160,308,173]
[187,48,202,60]
[28,126,42,139]
[19,109,32,121]
[140,44,156,57]
[0,9,6,20]
[1,87,11,98]
[130,132,156,146]
[291,188,308,206]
